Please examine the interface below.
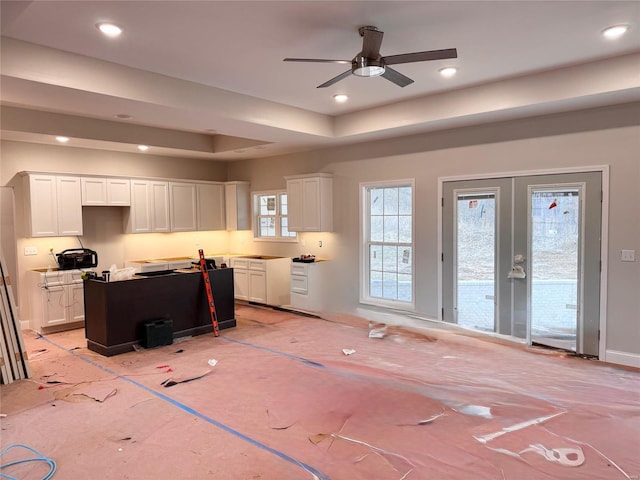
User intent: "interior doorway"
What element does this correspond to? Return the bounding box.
[442,172,602,356]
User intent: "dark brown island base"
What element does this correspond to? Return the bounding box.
[84,268,236,356]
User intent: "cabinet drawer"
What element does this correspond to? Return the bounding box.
[230,258,248,269]
[42,271,66,286]
[248,260,266,271]
[290,263,308,276]
[291,275,308,294]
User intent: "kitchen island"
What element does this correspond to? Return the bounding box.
[84,267,235,356]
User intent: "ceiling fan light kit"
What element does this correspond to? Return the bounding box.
[352,57,385,77]
[284,25,457,88]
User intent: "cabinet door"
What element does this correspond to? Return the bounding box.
[197,183,225,231]
[41,286,67,327]
[129,180,152,233]
[151,181,170,232]
[170,182,197,232]
[56,176,83,236]
[26,174,58,237]
[301,177,321,231]
[81,177,107,205]
[233,268,249,300]
[67,283,85,323]
[248,270,267,303]
[286,178,304,231]
[107,178,131,205]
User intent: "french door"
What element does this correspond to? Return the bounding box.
[442,172,602,356]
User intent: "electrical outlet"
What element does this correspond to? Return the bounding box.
[318,240,323,247]
[300,239,306,247]
[621,250,636,262]
[24,246,38,256]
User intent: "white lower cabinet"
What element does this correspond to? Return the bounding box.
[248,270,267,303]
[290,261,330,312]
[230,257,290,306]
[27,269,87,332]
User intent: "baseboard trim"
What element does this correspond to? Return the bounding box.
[605,349,640,368]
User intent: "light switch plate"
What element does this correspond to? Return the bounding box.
[621,250,636,262]
[24,246,38,256]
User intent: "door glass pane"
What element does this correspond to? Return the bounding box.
[456,193,496,331]
[530,189,579,351]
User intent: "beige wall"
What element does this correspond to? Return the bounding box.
[2,102,639,363]
[228,103,640,360]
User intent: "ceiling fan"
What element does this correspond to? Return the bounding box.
[284,26,457,88]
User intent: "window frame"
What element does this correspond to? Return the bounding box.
[252,190,297,242]
[360,179,416,310]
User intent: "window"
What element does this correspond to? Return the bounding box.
[362,181,414,308]
[253,191,297,241]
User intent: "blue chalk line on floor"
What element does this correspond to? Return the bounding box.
[222,336,326,369]
[36,334,330,480]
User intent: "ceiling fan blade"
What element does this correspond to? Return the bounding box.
[317,70,352,88]
[382,48,457,65]
[381,67,414,87]
[361,27,384,59]
[284,58,351,64]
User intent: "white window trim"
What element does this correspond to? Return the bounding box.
[252,189,298,243]
[359,179,416,310]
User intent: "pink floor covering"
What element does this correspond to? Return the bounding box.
[1,304,639,479]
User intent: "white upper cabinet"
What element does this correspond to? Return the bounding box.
[169,182,197,232]
[107,178,131,205]
[225,181,251,230]
[81,177,107,205]
[285,173,333,232]
[81,177,131,206]
[196,183,225,231]
[24,174,83,237]
[150,181,171,232]
[56,176,83,236]
[125,180,170,233]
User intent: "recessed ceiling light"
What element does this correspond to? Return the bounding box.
[439,67,457,78]
[137,145,149,151]
[55,136,69,143]
[115,113,133,120]
[333,94,349,103]
[96,22,122,38]
[602,24,629,39]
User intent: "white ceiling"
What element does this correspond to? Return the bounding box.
[1,1,639,160]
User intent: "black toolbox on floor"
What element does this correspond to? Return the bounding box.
[141,318,173,348]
